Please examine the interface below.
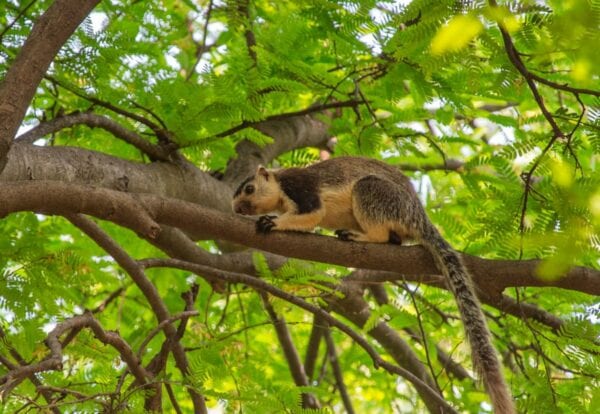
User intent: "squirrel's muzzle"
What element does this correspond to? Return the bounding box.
[233,200,254,215]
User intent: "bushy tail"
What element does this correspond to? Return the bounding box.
[420,222,515,414]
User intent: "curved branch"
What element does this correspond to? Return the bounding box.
[45,76,164,135]
[16,112,173,161]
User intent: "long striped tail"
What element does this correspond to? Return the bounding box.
[420,222,515,414]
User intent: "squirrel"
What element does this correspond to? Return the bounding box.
[232,156,515,414]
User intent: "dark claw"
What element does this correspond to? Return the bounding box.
[256,215,277,234]
[335,229,355,241]
[388,231,402,245]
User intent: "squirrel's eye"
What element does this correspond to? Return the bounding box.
[244,184,255,195]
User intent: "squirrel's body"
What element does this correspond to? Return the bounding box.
[232,156,515,414]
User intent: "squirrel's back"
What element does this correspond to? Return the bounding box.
[292,156,414,192]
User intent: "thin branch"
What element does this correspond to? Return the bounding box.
[35,386,112,411]
[198,99,364,144]
[485,293,564,331]
[236,0,257,64]
[323,327,355,414]
[16,112,174,161]
[354,269,566,332]
[165,382,184,414]
[186,0,215,81]
[260,292,320,409]
[44,76,173,144]
[324,278,446,413]
[0,329,60,413]
[487,0,593,240]
[137,311,200,359]
[303,314,326,382]
[60,286,127,354]
[402,283,442,393]
[398,158,464,172]
[0,0,37,43]
[527,71,600,98]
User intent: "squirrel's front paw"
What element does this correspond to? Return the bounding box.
[335,229,356,241]
[256,215,277,234]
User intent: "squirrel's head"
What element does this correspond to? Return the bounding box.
[232,166,282,215]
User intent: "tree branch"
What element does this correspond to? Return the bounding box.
[323,327,356,414]
[303,315,326,382]
[0,328,60,413]
[0,0,101,172]
[260,293,320,409]
[1,180,598,297]
[16,112,174,161]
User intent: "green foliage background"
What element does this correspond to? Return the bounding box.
[1,0,599,412]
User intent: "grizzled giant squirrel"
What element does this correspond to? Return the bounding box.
[232,156,515,413]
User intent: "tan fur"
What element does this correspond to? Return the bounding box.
[272,210,326,231]
[233,158,516,414]
[318,185,360,231]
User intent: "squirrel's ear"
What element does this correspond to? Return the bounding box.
[257,165,270,180]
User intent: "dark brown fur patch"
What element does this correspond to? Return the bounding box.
[277,169,321,214]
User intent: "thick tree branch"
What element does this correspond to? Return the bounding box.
[1,181,598,297]
[0,142,230,211]
[0,0,101,172]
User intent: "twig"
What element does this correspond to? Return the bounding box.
[186,0,214,81]
[137,311,200,359]
[402,283,442,393]
[44,76,173,144]
[0,0,37,43]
